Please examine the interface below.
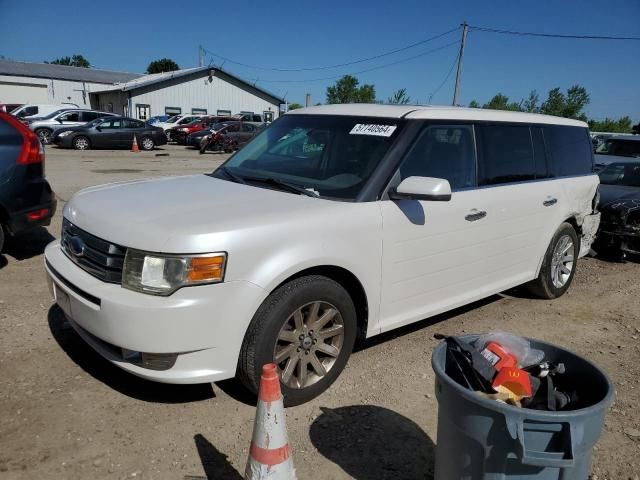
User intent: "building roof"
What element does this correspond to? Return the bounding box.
[0,59,143,84]
[91,66,284,104]
[287,104,588,127]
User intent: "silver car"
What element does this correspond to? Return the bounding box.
[28,109,116,144]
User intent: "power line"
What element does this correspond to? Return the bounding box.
[202,26,460,73]
[469,25,640,41]
[256,40,460,84]
[428,49,460,104]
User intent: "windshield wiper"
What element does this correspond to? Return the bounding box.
[245,176,319,198]
[218,166,246,184]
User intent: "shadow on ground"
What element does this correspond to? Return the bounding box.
[183,434,243,480]
[2,226,54,262]
[310,405,436,480]
[47,305,215,403]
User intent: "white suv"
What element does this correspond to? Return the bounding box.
[45,104,600,405]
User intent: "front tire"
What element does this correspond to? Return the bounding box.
[238,275,357,406]
[35,128,53,144]
[140,137,155,151]
[73,136,90,150]
[527,222,579,299]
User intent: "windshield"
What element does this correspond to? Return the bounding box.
[596,139,640,157]
[210,122,230,131]
[599,163,640,187]
[216,115,404,200]
[166,115,180,123]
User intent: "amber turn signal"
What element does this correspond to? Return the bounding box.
[188,255,226,282]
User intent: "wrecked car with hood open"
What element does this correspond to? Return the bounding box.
[596,160,640,257]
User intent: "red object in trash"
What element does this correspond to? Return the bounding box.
[492,367,533,398]
[480,342,518,370]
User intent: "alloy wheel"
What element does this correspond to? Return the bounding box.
[141,138,154,150]
[74,137,89,150]
[273,301,345,389]
[550,234,574,288]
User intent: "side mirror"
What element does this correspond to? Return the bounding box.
[57,118,63,123]
[389,176,452,202]
[95,125,102,131]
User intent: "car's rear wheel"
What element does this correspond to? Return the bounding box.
[73,136,90,150]
[526,222,579,299]
[238,275,357,406]
[35,128,52,144]
[140,137,155,151]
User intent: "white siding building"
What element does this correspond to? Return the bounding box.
[0,60,284,121]
[0,59,141,107]
[90,67,284,122]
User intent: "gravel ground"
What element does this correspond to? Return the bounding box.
[0,144,638,479]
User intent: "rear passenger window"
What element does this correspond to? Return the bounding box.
[545,126,593,176]
[399,125,476,190]
[478,125,534,185]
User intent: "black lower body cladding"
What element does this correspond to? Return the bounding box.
[1,175,56,236]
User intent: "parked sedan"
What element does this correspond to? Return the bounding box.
[595,160,640,259]
[199,122,264,153]
[52,116,167,150]
[185,122,230,148]
[28,109,116,144]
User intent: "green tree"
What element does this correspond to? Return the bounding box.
[522,90,540,113]
[483,93,522,111]
[468,100,480,108]
[146,58,180,74]
[588,116,633,133]
[388,88,411,105]
[541,85,589,121]
[287,103,304,110]
[326,75,376,104]
[46,54,91,68]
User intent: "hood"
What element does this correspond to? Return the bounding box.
[599,184,640,209]
[64,174,340,253]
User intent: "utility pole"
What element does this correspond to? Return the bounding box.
[198,45,205,67]
[452,21,469,106]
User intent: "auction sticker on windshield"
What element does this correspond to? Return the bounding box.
[349,124,397,137]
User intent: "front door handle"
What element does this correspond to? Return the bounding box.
[465,210,487,222]
[543,197,558,207]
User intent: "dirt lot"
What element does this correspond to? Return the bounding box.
[0,144,638,479]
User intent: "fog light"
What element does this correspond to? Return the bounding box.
[121,348,177,371]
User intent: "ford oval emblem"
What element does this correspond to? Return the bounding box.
[69,236,86,257]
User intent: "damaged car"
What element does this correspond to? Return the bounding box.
[595,160,640,258]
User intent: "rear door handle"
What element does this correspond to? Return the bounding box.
[543,197,558,207]
[465,210,487,222]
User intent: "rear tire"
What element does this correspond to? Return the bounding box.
[238,275,357,406]
[35,128,53,144]
[526,222,579,299]
[73,136,90,150]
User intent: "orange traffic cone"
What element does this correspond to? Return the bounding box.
[131,135,140,152]
[245,364,296,480]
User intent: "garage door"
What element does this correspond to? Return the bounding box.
[0,82,48,104]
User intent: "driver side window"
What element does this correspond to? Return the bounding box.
[398,124,476,190]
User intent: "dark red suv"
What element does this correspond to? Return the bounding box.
[167,116,234,145]
[0,112,56,252]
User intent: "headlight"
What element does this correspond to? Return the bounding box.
[58,131,73,137]
[122,249,226,295]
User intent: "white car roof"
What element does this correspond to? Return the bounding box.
[286,104,587,128]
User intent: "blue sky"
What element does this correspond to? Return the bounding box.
[1,0,638,120]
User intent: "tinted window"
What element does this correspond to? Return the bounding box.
[82,111,100,122]
[545,126,592,176]
[399,124,476,190]
[532,127,549,178]
[597,139,640,157]
[24,106,38,116]
[479,125,534,185]
[242,123,256,132]
[598,163,640,187]
[225,124,241,133]
[124,119,145,128]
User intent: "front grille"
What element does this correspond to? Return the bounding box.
[61,218,126,283]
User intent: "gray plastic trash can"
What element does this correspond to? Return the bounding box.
[431,335,614,480]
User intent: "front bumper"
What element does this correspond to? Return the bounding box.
[44,240,267,383]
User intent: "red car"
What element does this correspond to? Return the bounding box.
[167,115,234,144]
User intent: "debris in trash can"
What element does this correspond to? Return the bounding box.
[436,332,580,412]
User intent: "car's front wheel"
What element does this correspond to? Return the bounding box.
[73,136,90,150]
[140,137,155,151]
[35,128,53,144]
[238,275,357,406]
[526,222,579,299]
